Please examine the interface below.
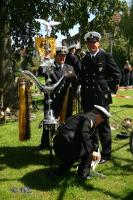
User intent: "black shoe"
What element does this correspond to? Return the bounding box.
[35,145,45,151]
[35,145,50,151]
[76,174,92,180]
[99,159,108,164]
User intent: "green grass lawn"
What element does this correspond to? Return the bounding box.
[0,88,133,200]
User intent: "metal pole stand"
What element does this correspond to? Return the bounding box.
[21,67,63,165]
[43,109,59,165]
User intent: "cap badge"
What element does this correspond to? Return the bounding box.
[89,33,93,39]
[99,67,103,72]
[105,94,108,98]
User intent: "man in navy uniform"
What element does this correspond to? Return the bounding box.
[53,105,111,179]
[37,46,77,150]
[65,44,81,77]
[78,31,121,163]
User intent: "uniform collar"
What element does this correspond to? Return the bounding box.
[55,62,64,69]
[90,49,99,58]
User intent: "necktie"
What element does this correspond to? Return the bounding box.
[91,55,95,61]
[57,64,61,70]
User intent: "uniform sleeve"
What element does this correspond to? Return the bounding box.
[80,120,98,154]
[65,54,81,77]
[73,55,81,76]
[65,65,78,97]
[91,129,99,152]
[106,53,121,85]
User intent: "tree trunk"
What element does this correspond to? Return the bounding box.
[0,0,17,110]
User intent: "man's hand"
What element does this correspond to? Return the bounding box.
[64,67,76,78]
[64,70,75,78]
[91,151,101,161]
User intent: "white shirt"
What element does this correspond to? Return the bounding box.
[90,49,99,58]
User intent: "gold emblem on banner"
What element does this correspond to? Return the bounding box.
[35,37,56,58]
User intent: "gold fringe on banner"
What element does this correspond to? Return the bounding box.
[59,87,70,124]
[18,77,31,141]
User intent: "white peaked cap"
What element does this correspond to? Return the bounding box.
[94,105,112,118]
[56,46,68,55]
[75,42,81,49]
[68,44,76,50]
[84,31,101,42]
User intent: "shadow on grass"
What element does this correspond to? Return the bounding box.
[21,167,74,191]
[0,146,56,169]
[100,156,133,177]
[112,140,129,152]
[19,140,132,199]
[111,105,133,109]
[0,144,132,200]
[20,168,121,200]
[120,105,133,109]
[121,191,133,200]
[21,168,82,200]
[99,141,133,176]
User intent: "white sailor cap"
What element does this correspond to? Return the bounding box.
[75,42,81,50]
[56,46,68,55]
[94,105,112,118]
[68,44,76,50]
[84,31,101,42]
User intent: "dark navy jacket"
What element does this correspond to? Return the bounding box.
[53,112,98,162]
[79,49,121,110]
[44,62,77,118]
[65,53,81,76]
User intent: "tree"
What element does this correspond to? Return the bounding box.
[50,0,127,42]
[0,0,51,109]
[0,0,14,109]
[9,0,128,48]
[120,4,133,61]
[0,0,127,110]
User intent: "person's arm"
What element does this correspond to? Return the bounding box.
[80,119,98,154]
[64,65,78,98]
[106,53,121,93]
[106,53,121,83]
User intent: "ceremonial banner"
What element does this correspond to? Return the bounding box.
[35,37,56,58]
[18,77,31,141]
